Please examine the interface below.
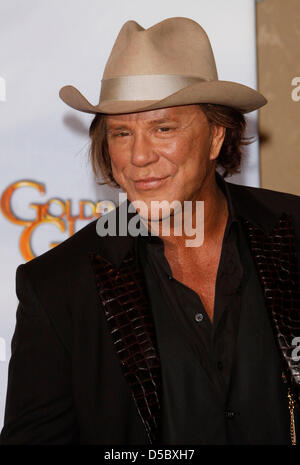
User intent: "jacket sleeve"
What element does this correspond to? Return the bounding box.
[0,264,79,444]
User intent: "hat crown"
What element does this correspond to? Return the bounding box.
[59,16,267,115]
[102,17,218,80]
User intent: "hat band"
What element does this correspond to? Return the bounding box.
[100,74,207,101]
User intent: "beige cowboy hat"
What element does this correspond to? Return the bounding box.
[59,17,267,115]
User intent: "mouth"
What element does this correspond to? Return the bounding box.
[133,176,170,191]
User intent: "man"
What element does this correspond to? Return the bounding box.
[1,17,299,445]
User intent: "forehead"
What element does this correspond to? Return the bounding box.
[105,104,205,126]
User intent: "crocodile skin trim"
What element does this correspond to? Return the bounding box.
[89,251,161,444]
[242,213,300,405]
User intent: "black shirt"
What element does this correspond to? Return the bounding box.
[137,194,244,402]
[135,174,295,444]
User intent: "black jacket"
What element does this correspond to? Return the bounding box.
[0,178,300,444]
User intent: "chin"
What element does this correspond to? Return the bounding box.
[132,196,182,222]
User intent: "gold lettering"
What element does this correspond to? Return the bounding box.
[19,218,66,262]
[45,198,66,219]
[0,180,108,261]
[79,200,96,220]
[0,180,45,225]
[65,200,79,236]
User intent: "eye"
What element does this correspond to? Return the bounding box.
[117,131,130,137]
[108,130,130,138]
[158,127,171,132]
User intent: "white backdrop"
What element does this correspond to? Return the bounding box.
[0,0,260,428]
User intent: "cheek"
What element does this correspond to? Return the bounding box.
[185,132,211,168]
[167,136,208,174]
[108,146,128,177]
[171,135,212,190]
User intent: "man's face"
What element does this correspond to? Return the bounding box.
[106,104,223,220]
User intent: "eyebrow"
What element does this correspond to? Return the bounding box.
[147,118,176,124]
[106,124,129,131]
[106,118,176,130]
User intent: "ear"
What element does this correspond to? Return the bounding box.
[209,124,226,161]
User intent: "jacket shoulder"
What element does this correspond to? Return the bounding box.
[18,218,100,280]
[227,181,300,215]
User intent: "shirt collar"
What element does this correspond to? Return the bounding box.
[215,170,239,226]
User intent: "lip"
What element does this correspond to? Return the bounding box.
[133,176,170,191]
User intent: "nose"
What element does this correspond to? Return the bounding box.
[131,129,159,167]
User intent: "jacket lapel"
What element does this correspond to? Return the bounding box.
[241,212,300,405]
[224,176,300,405]
[89,227,161,444]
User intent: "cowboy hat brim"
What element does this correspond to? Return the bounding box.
[59,80,267,115]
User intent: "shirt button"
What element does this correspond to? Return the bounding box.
[168,275,173,280]
[225,410,235,419]
[195,312,203,322]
